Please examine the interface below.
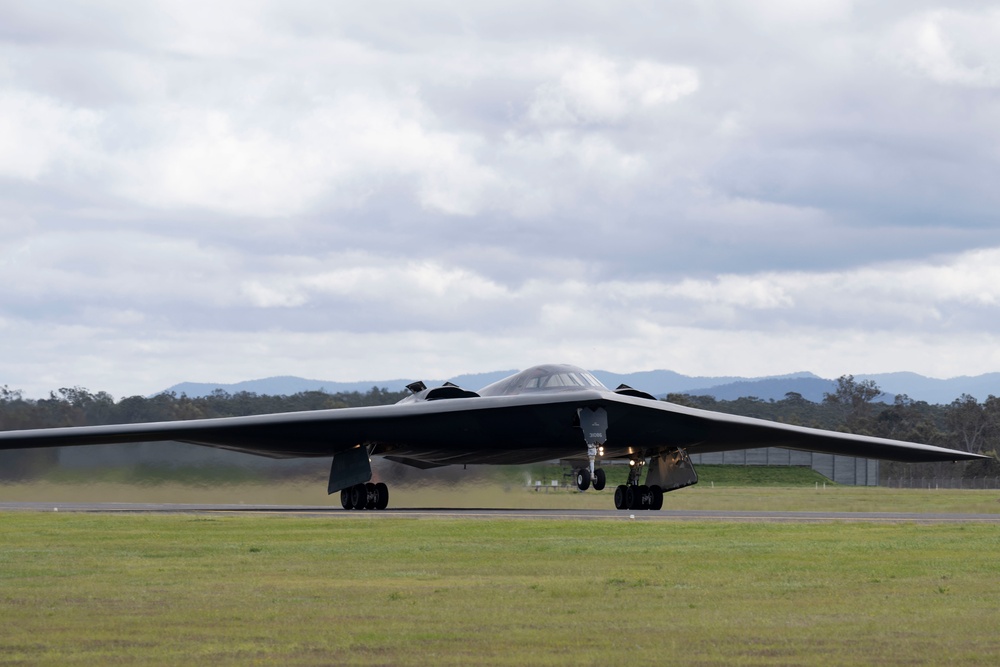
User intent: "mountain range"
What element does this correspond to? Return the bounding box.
[163,369,1000,405]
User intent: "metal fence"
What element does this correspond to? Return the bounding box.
[882,476,1000,490]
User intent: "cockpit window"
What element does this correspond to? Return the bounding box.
[478,365,607,396]
[530,372,603,389]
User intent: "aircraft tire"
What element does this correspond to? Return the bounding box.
[650,485,664,511]
[625,485,638,509]
[375,482,389,510]
[350,483,367,510]
[593,468,606,491]
[576,468,591,491]
[638,485,649,510]
[340,489,352,510]
[365,482,377,509]
[614,485,627,510]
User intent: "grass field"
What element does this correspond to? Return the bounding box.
[1,512,999,665]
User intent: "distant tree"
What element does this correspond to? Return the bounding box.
[0,385,24,402]
[0,385,37,432]
[946,394,991,454]
[665,393,714,409]
[824,375,883,412]
[783,392,806,404]
[873,395,945,444]
[823,375,884,433]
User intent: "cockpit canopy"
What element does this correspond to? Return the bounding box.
[478,364,607,397]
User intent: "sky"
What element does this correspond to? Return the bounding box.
[2,1,1000,398]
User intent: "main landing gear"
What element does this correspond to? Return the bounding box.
[610,456,663,510]
[578,465,664,510]
[340,482,389,511]
[613,484,664,510]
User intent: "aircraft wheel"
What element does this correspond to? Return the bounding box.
[625,485,638,510]
[638,485,649,509]
[340,488,352,510]
[576,468,591,491]
[365,482,377,509]
[614,485,627,510]
[374,482,389,510]
[650,485,664,511]
[350,483,367,510]
[593,468,606,491]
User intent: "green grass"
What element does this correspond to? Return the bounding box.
[1,514,999,665]
[695,464,833,485]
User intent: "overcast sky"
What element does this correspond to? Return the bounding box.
[2,1,999,398]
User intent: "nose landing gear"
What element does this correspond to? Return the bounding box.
[576,406,609,492]
[575,466,607,491]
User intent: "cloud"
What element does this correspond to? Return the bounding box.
[889,9,1000,88]
[0,90,102,180]
[2,2,1000,396]
[526,52,698,126]
[7,227,997,338]
[96,92,503,218]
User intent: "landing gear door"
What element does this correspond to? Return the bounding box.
[646,448,698,493]
[328,446,373,494]
[577,407,608,446]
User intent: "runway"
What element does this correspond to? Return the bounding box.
[2,501,1000,523]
